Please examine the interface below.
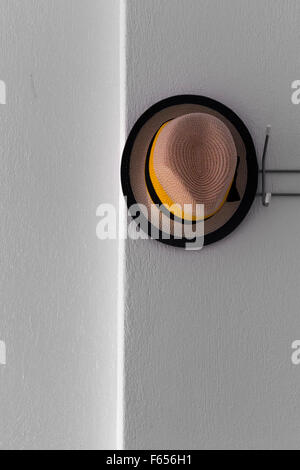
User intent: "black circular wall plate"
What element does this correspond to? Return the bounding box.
[121,95,258,248]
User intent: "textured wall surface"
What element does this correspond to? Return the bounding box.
[123,0,300,449]
[0,0,119,449]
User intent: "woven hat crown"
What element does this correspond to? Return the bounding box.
[149,113,238,219]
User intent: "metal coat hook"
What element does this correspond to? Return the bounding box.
[259,126,300,206]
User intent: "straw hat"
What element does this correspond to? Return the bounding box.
[121,95,258,247]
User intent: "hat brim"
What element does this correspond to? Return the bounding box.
[121,95,258,248]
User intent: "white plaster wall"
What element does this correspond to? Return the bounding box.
[0,0,119,449]
[123,0,300,450]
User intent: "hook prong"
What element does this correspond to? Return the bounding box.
[262,126,271,207]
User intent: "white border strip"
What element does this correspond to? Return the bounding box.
[117,0,127,451]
